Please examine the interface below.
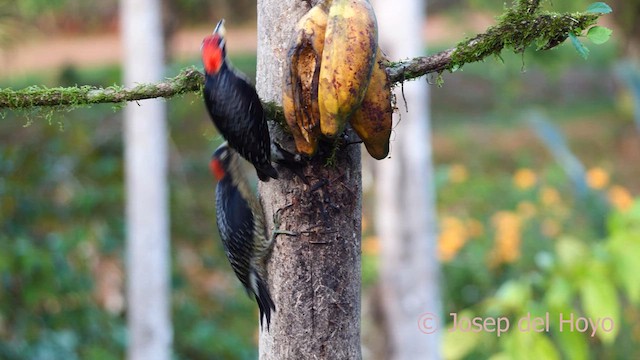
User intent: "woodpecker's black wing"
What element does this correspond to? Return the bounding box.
[204,66,278,181]
[215,176,275,328]
[215,176,256,290]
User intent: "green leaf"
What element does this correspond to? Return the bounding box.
[587,26,613,44]
[442,318,483,360]
[569,33,590,60]
[495,280,531,311]
[502,331,560,360]
[488,354,510,360]
[586,2,613,14]
[555,237,589,273]
[607,234,640,303]
[580,264,620,344]
[556,326,589,360]
[545,276,574,309]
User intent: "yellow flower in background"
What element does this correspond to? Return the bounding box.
[517,201,537,219]
[608,185,634,212]
[540,187,561,207]
[491,211,522,265]
[449,164,469,184]
[513,168,537,190]
[438,216,468,262]
[363,236,380,256]
[586,167,610,189]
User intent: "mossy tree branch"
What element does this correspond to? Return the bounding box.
[0,2,604,113]
[0,67,204,110]
[386,4,599,82]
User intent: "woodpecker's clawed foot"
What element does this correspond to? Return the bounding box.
[271,142,310,185]
[308,178,327,193]
[307,172,344,194]
[271,204,298,240]
[272,229,297,239]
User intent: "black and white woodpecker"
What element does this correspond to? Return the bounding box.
[209,142,278,329]
[201,20,278,182]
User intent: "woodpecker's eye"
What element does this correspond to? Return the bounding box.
[212,142,230,164]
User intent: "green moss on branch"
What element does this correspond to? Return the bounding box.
[0,1,606,112]
[386,2,600,82]
[0,67,203,109]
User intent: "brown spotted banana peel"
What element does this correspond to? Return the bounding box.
[282,2,330,156]
[318,0,378,138]
[349,49,393,160]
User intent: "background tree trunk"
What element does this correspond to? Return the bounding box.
[120,0,171,359]
[256,0,363,358]
[372,0,442,359]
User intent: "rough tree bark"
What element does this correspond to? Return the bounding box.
[120,0,171,359]
[373,0,441,359]
[256,0,362,359]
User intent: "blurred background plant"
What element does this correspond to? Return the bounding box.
[0,0,638,359]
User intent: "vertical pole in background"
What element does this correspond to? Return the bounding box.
[372,0,442,358]
[120,0,171,359]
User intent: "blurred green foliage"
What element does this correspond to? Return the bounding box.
[17,0,69,17]
[4,0,258,38]
[439,196,640,359]
[464,0,595,13]
[429,33,640,355]
[0,54,260,359]
[431,37,618,125]
[1,1,636,358]
[0,100,127,359]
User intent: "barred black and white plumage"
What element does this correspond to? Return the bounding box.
[202,20,278,182]
[210,142,275,329]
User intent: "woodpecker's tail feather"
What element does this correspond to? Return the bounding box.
[256,164,279,182]
[254,276,276,330]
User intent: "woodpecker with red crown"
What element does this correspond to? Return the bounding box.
[202,20,278,182]
[210,142,276,329]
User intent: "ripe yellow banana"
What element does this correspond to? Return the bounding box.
[349,49,393,160]
[318,0,378,138]
[282,3,330,156]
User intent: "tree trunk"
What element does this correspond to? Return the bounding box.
[372,0,442,359]
[120,0,171,359]
[256,1,363,358]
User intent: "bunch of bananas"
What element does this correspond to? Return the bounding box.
[283,0,393,160]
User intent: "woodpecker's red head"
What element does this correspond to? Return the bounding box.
[202,20,227,75]
[210,142,230,181]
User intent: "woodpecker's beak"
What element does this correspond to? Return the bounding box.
[213,19,226,38]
